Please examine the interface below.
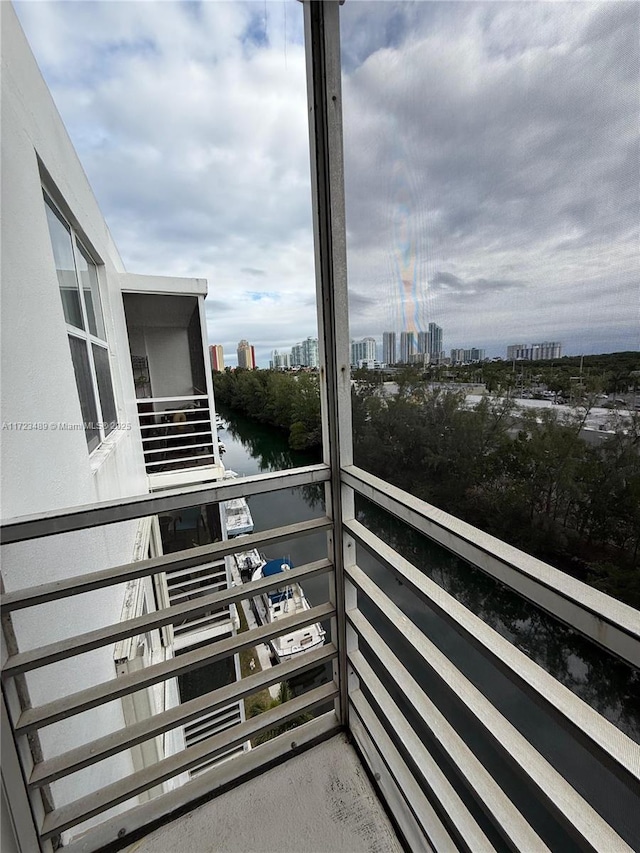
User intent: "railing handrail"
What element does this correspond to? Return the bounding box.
[1,517,332,611]
[342,464,640,666]
[136,395,210,404]
[0,464,331,544]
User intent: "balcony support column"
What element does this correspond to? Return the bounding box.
[303,0,356,725]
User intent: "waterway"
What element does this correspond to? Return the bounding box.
[218,405,640,849]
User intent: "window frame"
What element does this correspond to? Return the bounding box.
[43,190,117,453]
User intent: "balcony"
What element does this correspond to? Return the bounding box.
[122,289,224,487]
[1,2,638,851]
[2,461,639,852]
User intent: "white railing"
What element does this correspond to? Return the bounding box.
[136,395,217,474]
[1,464,639,851]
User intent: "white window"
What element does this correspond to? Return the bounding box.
[43,193,117,452]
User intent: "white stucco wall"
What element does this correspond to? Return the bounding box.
[0,4,184,842]
[145,327,194,398]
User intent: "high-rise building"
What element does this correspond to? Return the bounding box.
[382,332,396,365]
[290,337,318,368]
[237,339,256,369]
[400,331,416,363]
[209,344,224,371]
[427,323,443,358]
[270,350,291,370]
[507,342,562,361]
[301,336,319,368]
[351,337,376,365]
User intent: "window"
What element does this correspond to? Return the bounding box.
[44,194,116,452]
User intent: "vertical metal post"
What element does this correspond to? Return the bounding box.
[1,594,50,852]
[303,0,355,727]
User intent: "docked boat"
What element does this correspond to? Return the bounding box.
[218,440,226,453]
[242,551,326,662]
[223,497,253,537]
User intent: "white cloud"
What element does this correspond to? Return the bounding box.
[15,0,640,363]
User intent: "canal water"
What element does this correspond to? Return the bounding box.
[218,406,640,850]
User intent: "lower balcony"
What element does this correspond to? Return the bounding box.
[1,464,638,852]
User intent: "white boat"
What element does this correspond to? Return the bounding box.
[218,440,226,453]
[215,414,225,430]
[243,552,326,662]
[223,497,253,537]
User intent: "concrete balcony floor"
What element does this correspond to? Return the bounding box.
[126,734,403,853]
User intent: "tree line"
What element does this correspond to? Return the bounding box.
[213,369,321,449]
[420,350,640,398]
[214,367,640,606]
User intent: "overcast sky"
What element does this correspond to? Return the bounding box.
[15,0,639,365]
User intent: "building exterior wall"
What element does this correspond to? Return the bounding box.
[382,332,396,365]
[210,344,224,371]
[0,6,227,842]
[0,5,153,833]
[237,339,255,369]
[399,331,416,363]
[507,342,562,360]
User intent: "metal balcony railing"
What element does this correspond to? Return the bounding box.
[136,395,218,474]
[2,462,639,852]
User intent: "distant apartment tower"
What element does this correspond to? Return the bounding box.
[291,336,319,368]
[209,344,224,371]
[237,339,256,369]
[427,323,443,358]
[451,347,485,364]
[351,337,376,366]
[302,336,319,368]
[382,331,396,365]
[417,331,429,355]
[270,350,291,370]
[400,331,417,363]
[507,342,562,361]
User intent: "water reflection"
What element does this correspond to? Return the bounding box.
[357,497,640,744]
[218,404,321,474]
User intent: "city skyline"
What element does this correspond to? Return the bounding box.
[15,2,639,369]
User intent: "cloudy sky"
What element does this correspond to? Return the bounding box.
[15,0,639,365]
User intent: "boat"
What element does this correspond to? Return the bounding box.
[223,497,253,537]
[218,440,226,453]
[215,414,225,430]
[240,551,326,662]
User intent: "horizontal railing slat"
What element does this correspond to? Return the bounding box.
[140,430,213,443]
[144,442,213,456]
[139,419,211,429]
[349,692,461,853]
[15,603,335,733]
[348,574,635,852]
[137,395,209,404]
[3,560,333,677]
[345,524,640,792]
[2,517,331,611]
[39,682,339,840]
[29,644,337,788]
[0,464,330,544]
[342,465,640,667]
[146,453,215,468]
[349,644,549,853]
